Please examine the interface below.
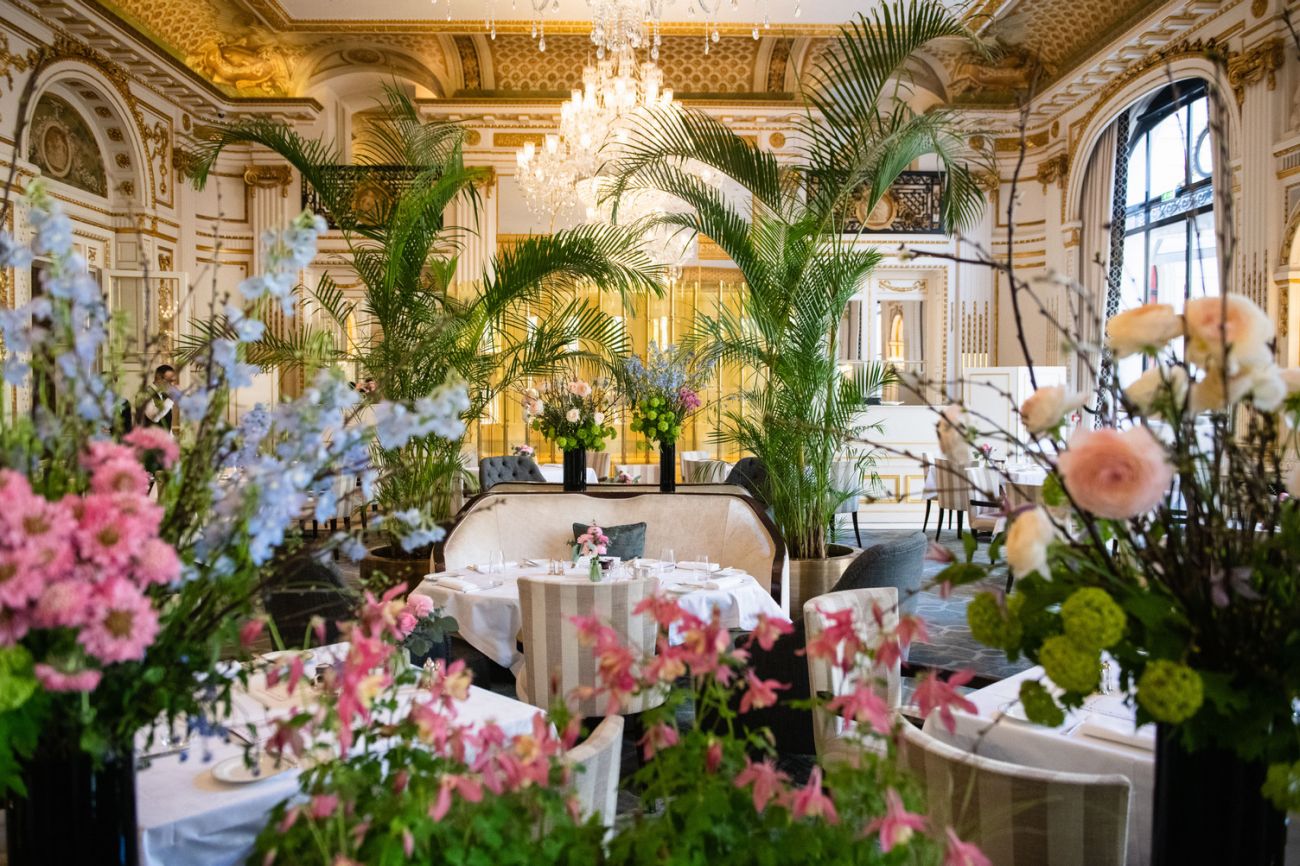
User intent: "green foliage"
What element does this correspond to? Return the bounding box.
[1018,680,1065,728]
[1136,660,1204,725]
[607,0,986,558]
[1060,587,1125,650]
[192,87,662,535]
[1037,635,1100,695]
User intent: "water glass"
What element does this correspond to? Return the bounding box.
[660,548,675,570]
[695,554,709,580]
[490,550,505,574]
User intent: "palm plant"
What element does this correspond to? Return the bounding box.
[190,88,663,547]
[605,0,988,559]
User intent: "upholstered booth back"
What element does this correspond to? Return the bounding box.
[443,489,791,612]
[479,455,546,490]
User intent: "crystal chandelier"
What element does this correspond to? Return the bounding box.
[516,50,675,216]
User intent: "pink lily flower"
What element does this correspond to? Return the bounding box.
[790,767,839,824]
[914,669,977,734]
[738,670,789,713]
[734,757,789,813]
[866,788,927,851]
[826,681,893,735]
[745,613,795,651]
[945,828,992,866]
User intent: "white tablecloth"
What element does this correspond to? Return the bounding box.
[415,563,784,672]
[137,645,542,866]
[537,464,600,485]
[923,665,1154,866]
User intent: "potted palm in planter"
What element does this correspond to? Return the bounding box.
[192,89,662,584]
[616,343,713,492]
[606,2,987,611]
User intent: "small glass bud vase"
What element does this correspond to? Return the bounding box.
[588,557,603,582]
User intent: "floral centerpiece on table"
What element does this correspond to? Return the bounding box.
[616,343,713,449]
[933,292,1300,861]
[0,182,467,861]
[249,587,608,865]
[398,594,459,668]
[573,522,610,581]
[511,443,535,458]
[522,376,616,453]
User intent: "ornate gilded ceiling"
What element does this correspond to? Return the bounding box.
[85,0,1179,104]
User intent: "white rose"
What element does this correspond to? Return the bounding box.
[935,404,970,466]
[565,409,581,423]
[593,411,605,425]
[525,387,540,399]
[1005,507,1056,579]
[1020,385,1087,435]
[1106,303,1184,358]
[1280,368,1300,395]
[1184,295,1274,372]
[1124,366,1189,415]
[1191,363,1286,413]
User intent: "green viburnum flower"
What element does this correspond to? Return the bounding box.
[1019,680,1065,727]
[967,592,1023,651]
[1060,587,1126,650]
[1038,634,1100,694]
[1136,660,1203,724]
[1263,761,1300,811]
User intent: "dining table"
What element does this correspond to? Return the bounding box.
[536,464,600,485]
[414,560,785,672]
[135,644,543,866]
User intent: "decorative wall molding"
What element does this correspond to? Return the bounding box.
[1226,37,1283,104]
[242,163,291,195]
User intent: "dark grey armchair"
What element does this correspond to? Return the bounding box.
[725,456,768,503]
[831,531,928,616]
[479,455,546,491]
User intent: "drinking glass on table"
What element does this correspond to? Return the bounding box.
[695,554,709,580]
[489,550,505,574]
[660,548,675,571]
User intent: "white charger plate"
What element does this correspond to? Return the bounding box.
[211,753,296,784]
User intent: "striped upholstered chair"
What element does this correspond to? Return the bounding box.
[803,587,901,759]
[898,722,1131,866]
[566,715,624,828]
[516,576,665,717]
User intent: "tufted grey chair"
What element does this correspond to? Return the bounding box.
[831,531,928,617]
[479,455,546,491]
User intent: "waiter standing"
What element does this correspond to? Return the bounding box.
[136,364,177,430]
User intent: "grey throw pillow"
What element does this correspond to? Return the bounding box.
[571,521,647,560]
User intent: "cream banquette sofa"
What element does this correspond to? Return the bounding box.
[442,489,791,613]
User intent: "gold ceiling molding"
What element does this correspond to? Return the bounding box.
[1226,37,1283,105]
[493,132,543,148]
[186,37,295,97]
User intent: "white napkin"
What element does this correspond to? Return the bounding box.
[468,561,517,573]
[697,574,748,591]
[435,575,499,593]
[677,561,720,573]
[1075,718,1155,751]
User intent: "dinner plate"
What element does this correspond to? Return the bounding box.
[211,752,296,784]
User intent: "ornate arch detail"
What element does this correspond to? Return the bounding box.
[1062,42,1237,227]
[1279,199,1300,268]
[31,37,163,216]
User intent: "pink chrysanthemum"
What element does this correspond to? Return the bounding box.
[81,440,134,471]
[74,494,157,569]
[124,427,179,470]
[78,578,159,663]
[90,458,150,497]
[131,538,181,587]
[34,663,102,692]
[32,577,94,629]
[0,548,46,609]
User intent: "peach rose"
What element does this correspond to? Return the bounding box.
[1124,366,1189,415]
[1006,507,1056,579]
[1106,304,1184,358]
[568,380,593,398]
[1020,385,1087,435]
[1184,295,1274,372]
[1057,426,1173,519]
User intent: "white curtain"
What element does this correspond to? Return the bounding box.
[1075,121,1121,396]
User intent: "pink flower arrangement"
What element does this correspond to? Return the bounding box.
[0,449,180,694]
[575,523,609,557]
[679,387,702,412]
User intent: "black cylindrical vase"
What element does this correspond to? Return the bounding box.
[562,447,587,492]
[7,742,139,866]
[659,443,676,493]
[1151,724,1285,866]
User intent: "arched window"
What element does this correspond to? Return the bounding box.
[887,311,905,360]
[1117,79,1217,382]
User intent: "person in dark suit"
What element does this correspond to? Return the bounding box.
[136,364,177,430]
